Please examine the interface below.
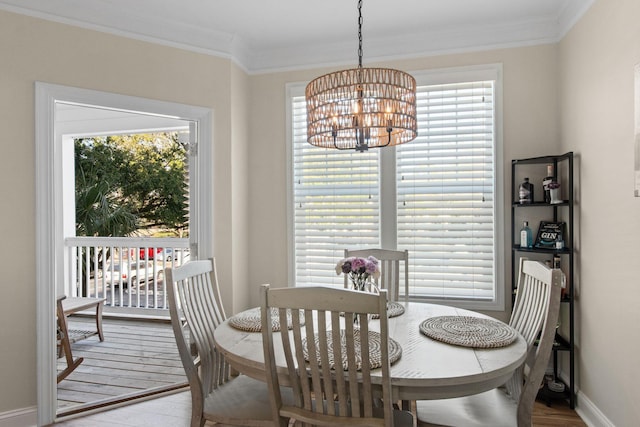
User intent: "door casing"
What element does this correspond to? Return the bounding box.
[35,82,213,425]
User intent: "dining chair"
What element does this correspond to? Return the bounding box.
[415,259,563,427]
[344,248,409,302]
[166,259,292,427]
[260,285,414,427]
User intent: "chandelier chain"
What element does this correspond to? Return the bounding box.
[358,0,363,68]
[304,0,417,150]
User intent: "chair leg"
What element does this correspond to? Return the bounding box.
[56,325,84,383]
[95,300,105,341]
[57,356,83,383]
[57,297,83,383]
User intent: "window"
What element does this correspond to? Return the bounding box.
[287,64,503,309]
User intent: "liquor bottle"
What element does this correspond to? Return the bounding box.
[518,178,534,203]
[542,164,554,203]
[520,221,533,248]
[552,255,568,297]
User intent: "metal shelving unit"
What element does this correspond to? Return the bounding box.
[511,152,576,409]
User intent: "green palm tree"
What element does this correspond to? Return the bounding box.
[75,168,137,295]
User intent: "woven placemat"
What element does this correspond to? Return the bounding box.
[419,316,519,348]
[302,329,402,371]
[228,307,305,332]
[341,302,405,320]
[371,301,405,319]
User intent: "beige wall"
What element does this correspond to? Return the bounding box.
[0,9,244,413]
[230,63,251,314]
[559,0,640,425]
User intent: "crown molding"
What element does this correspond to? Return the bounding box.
[246,17,560,74]
[557,0,596,38]
[0,0,595,75]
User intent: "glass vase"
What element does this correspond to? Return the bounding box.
[350,277,373,325]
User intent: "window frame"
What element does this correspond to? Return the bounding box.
[286,63,504,311]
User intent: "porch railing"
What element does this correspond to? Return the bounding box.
[64,236,191,311]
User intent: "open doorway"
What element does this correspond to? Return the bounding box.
[36,83,213,425]
[56,104,192,416]
[58,104,193,312]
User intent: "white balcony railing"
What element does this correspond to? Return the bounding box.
[64,236,191,311]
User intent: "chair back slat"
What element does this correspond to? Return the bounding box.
[329,312,349,415]
[305,308,323,412]
[261,285,392,426]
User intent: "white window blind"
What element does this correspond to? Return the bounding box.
[290,67,500,304]
[292,95,380,287]
[397,81,496,300]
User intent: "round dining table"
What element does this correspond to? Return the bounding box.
[213,301,528,401]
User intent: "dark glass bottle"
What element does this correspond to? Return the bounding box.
[518,177,534,203]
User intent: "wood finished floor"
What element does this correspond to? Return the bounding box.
[53,316,586,426]
[52,390,587,427]
[57,316,186,415]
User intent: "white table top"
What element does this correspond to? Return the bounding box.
[213,301,527,401]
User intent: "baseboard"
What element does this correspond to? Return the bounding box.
[0,407,36,427]
[552,371,615,427]
[575,390,616,427]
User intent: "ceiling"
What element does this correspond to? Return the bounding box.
[0,0,594,73]
[55,102,190,137]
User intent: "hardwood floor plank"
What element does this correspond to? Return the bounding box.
[58,389,114,404]
[66,351,183,368]
[64,356,185,375]
[58,381,139,397]
[533,401,587,426]
[57,317,186,412]
[61,367,184,384]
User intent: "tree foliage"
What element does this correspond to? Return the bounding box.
[75,132,189,237]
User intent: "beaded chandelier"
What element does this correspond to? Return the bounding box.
[305,0,417,151]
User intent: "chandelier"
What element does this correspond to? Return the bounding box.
[305,0,417,151]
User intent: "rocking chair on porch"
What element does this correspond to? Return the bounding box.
[56,296,83,383]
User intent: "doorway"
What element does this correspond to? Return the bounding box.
[35,83,213,425]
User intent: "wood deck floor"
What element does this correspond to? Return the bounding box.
[57,315,187,417]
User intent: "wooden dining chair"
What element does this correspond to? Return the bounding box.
[260,285,414,427]
[415,259,563,427]
[166,259,292,427]
[344,248,409,302]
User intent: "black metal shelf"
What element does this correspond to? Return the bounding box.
[512,201,570,208]
[512,152,574,165]
[511,152,576,409]
[534,332,570,352]
[512,246,572,254]
[553,332,571,351]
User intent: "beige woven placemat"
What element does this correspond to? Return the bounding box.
[228,307,305,332]
[302,329,402,371]
[371,301,405,319]
[341,302,405,320]
[419,316,519,348]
